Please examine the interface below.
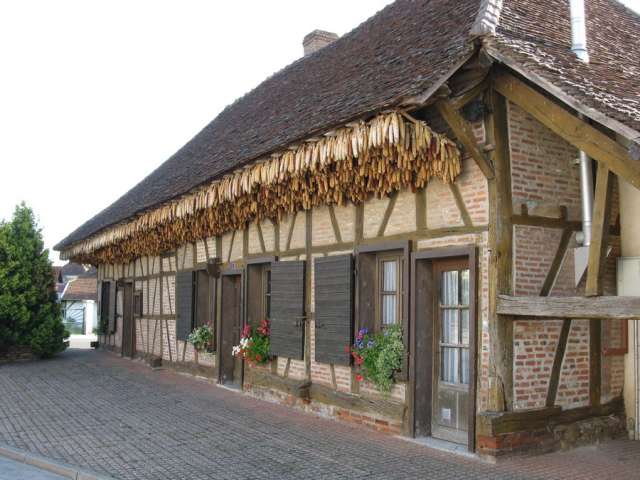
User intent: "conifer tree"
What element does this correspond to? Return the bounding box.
[0,203,67,357]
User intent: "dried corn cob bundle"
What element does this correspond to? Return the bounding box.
[65,111,462,264]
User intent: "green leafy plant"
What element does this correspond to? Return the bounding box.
[187,323,214,352]
[350,324,404,394]
[233,319,270,365]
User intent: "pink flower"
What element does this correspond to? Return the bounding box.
[242,325,251,338]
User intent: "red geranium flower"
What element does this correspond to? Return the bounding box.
[355,356,364,366]
[242,324,251,338]
[355,374,363,382]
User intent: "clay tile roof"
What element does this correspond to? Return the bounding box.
[489,0,640,136]
[54,0,481,251]
[61,274,97,302]
[55,0,640,252]
[61,262,87,277]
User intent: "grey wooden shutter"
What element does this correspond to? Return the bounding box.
[314,255,353,365]
[175,271,194,341]
[108,281,116,333]
[357,253,376,334]
[270,261,305,359]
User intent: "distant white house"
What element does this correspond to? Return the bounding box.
[59,266,98,336]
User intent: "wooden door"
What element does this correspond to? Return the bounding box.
[219,274,242,386]
[122,283,136,358]
[431,258,471,445]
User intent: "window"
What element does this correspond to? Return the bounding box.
[376,253,402,329]
[247,262,272,327]
[100,281,111,332]
[262,265,271,320]
[439,268,470,385]
[134,290,143,318]
[194,270,212,329]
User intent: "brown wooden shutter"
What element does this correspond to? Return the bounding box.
[108,280,116,333]
[356,253,376,334]
[175,271,194,341]
[270,260,305,360]
[314,255,353,365]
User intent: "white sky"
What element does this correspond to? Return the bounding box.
[1,0,638,265]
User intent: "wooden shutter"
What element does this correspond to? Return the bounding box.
[108,280,116,333]
[270,261,305,360]
[175,271,194,341]
[356,253,376,334]
[314,255,353,365]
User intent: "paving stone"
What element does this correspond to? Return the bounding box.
[0,349,638,480]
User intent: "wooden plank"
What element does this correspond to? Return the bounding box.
[494,72,640,189]
[477,397,623,436]
[244,369,311,400]
[486,87,514,411]
[546,319,572,407]
[285,210,298,252]
[590,319,602,406]
[540,227,573,296]
[498,295,640,319]
[436,99,495,179]
[585,166,614,296]
[415,187,427,231]
[449,78,489,110]
[328,205,343,243]
[309,383,405,420]
[377,192,398,237]
[449,183,473,227]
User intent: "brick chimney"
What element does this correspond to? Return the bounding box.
[303,30,339,56]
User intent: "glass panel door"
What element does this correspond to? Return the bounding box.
[432,258,471,445]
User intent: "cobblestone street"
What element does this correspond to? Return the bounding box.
[0,349,638,480]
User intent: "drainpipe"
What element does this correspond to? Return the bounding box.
[570,0,590,63]
[578,149,594,247]
[574,113,595,285]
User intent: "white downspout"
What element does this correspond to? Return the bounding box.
[570,0,590,63]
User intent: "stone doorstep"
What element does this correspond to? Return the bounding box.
[0,443,116,480]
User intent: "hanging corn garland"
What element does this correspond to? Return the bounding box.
[62,111,462,264]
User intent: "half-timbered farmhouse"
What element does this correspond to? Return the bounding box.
[55,0,640,457]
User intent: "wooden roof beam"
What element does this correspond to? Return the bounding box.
[436,99,495,179]
[585,165,614,296]
[497,295,640,320]
[494,72,640,189]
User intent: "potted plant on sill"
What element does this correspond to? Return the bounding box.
[187,323,215,353]
[350,324,404,395]
[233,319,271,366]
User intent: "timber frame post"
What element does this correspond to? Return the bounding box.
[485,79,514,412]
